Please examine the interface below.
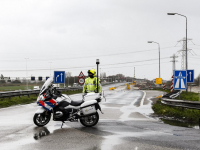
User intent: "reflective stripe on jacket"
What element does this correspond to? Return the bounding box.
[83,77,101,93]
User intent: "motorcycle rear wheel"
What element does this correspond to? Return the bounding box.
[33,113,51,127]
[80,112,99,127]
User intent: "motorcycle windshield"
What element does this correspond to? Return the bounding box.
[39,77,53,95]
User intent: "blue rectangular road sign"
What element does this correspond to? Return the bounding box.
[54,71,65,83]
[187,70,194,83]
[174,70,187,90]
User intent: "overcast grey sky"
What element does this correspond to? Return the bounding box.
[0,0,200,80]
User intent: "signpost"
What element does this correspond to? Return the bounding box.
[174,70,187,90]
[78,71,85,78]
[78,78,85,84]
[38,77,43,81]
[54,71,65,84]
[187,70,194,83]
[156,78,162,84]
[78,71,85,85]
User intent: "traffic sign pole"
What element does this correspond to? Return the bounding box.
[96,59,100,93]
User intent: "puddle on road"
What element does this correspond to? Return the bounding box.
[101,135,122,150]
[160,118,199,129]
[100,130,173,150]
[33,123,72,140]
[33,127,51,140]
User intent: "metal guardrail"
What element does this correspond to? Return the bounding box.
[161,90,200,110]
[161,98,200,110]
[162,90,182,99]
[0,82,122,99]
[0,87,82,98]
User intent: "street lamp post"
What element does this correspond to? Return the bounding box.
[147,41,161,78]
[167,13,188,92]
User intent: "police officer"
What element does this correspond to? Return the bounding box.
[83,69,101,93]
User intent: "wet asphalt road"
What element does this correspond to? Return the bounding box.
[1,85,200,150]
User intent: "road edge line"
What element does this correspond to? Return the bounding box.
[140,91,146,107]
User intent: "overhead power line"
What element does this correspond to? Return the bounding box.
[0,46,176,62]
[101,61,170,70]
[0,57,170,72]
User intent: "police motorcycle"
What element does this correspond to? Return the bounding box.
[33,77,104,128]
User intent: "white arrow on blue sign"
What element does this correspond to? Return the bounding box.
[174,70,187,90]
[54,71,65,84]
[187,70,194,83]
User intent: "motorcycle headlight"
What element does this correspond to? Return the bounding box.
[37,95,45,102]
[37,96,41,102]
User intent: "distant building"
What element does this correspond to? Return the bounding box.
[135,78,147,84]
[0,76,11,83]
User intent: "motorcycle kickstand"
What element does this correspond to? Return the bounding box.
[61,121,65,128]
[100,110,104,114]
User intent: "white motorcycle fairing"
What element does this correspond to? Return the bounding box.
[35,107,46,114]
[56,94,71,103]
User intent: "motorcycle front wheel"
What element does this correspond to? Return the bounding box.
[33,113,51,127]
[80,112,99,127]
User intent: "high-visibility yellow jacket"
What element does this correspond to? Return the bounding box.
[83,77,102,93]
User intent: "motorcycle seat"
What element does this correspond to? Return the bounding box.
[70,100,84,106]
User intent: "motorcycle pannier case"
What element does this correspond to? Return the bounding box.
[81,100,97,115]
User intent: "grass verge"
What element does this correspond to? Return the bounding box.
[152,91,200,123]
[152,99,200,122]
[177,91,199,101]
[0,90,82,108]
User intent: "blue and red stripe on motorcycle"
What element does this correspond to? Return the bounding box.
[37,99,59,111]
